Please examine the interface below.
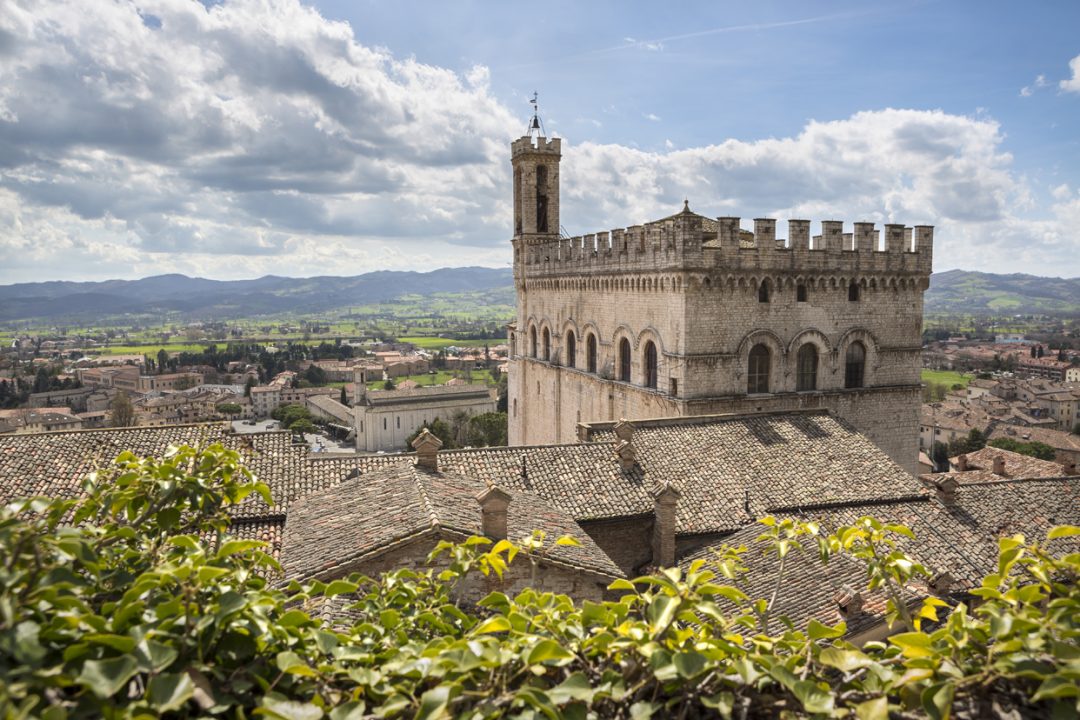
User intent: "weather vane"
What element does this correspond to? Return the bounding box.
[527,91,545,138]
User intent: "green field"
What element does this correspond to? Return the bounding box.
[921,369,973,388]
[398,336,500,350]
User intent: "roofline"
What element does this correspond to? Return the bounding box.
[0,420,253,439]
[578,407,833,438]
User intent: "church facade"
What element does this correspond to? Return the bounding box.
[506,133,933,475]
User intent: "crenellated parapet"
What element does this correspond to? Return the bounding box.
[521,214,933,279]
[511,136,562,158]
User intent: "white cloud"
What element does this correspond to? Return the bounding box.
[1021,73,1049,96]
[643,113,662,122]
[1061,54,1080,93]
[0,1,1075,282]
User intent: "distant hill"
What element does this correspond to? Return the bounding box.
[0,267,514,321]
[926,270,1080,315]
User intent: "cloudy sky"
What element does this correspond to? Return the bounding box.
[1,0,1078,283]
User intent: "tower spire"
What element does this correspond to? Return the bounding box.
[527,91,546,141]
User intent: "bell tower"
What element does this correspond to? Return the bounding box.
[511,94,561,256]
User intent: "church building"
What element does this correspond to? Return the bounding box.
[506,119,933,475]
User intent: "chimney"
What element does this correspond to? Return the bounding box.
[929,570,954,595]
[834,586,863,618]
[934,475,958,506]
[955,454,968,472]
[651,483,680,567]
[476,485,512,540]
[992,455,1006,476]
[613,418,637,471]
[411,428,442,471]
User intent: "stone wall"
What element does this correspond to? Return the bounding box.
[580,515,655,576]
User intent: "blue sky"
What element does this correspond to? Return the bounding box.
[0,0,1077,282]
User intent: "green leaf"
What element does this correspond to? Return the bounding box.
[416,686,451,720]
[278,609,310,627]
[855,696,888,720]
[1047,525,1080,540]
[555,535,581,546]
[526,639,575,666]
[807,619,844,640]
[1033,675,1080,701]
[607,578,637,591]
[324,579,358,597]
[793,681,835,714]
[646,594,680,633]
[135,639,178,672]
[673,652,707,678]
[147,672,194,712]
[473,615,512,634]
[78,656,139,699]
[85,633,137,653]
[258,695,325,720]
[921,681,955,720]
[630,701,658,719]
[328,702,366,720]
[702,691,734,718]
[818,647,874,672]
[13,621,46,664]
[889,631,935,658]
[549,672,594,704]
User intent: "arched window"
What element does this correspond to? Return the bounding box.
[796,344,818,391]
[535,165,548,233]
[758,280,770,303]
[643,341,658,389]
[845,342,866,389]
[618,338,631,382]
[541,327,550,361]
[748,344,771,394]
[565,331,576,368]
[529,326,537,358]
[586,334,597,373]
[848,282,860,302]
[797,284,808,302]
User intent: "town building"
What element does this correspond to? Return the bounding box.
[350,370,497,452]
[505,130,933,475]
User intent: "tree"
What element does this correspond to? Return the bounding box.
[288,418,317,434]
[1,447,1076,718]
[339,386,348,406]
[157,348,168,374]
[931,441,949,472]
[465,412,508,447]
[216,403,242,416]
[1073,422,1080,436]
[405,417,453,450]
[988,438,1057,460]
[108,391,135,428]
[244,376,256,398]
[383,378,396,391]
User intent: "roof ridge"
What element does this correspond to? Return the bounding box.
[411,467,441,529]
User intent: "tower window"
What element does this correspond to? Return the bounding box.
[797,284,807,302]
[566,331,576,368]
[586,334,597,373]
[618,338,631,382]
[542,327,550,361]
[747,344,771,394]
[643,341,658,389]
[529,326,537,358]
[758,281,770,303]
[796,344,818,391]
[845,341,866,389]
[848,282,860,302]
[535,165,548,233]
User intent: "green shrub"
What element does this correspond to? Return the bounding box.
[1,447,1077,718]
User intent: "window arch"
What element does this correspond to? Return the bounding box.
[643,341,658,389]
[565,330,576,368]
[758,280,770,303]
[529,326,537,358]
[618,338,631,382]
[796,344,818,391]
[848,282,860,302]
[797,283,808,302]
[586,333,597,373]
[747,344,771,394]
[541,327,550,361]
[845,342,866,388]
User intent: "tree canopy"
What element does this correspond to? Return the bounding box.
[0,446,1077,718]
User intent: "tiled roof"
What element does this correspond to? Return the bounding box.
[280,464,623,581]
[947,446,1066,481]
[988,424,1080,453]
[361,384,492,407]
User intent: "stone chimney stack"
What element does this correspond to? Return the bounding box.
[651,482,681,568]
[992,455,1006,476]
[411,428,443,471]
[613,419,637,471]
[955,454,968,472]
[934,475,958,506]
[476,485,512,540]
[834,586,863,618]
